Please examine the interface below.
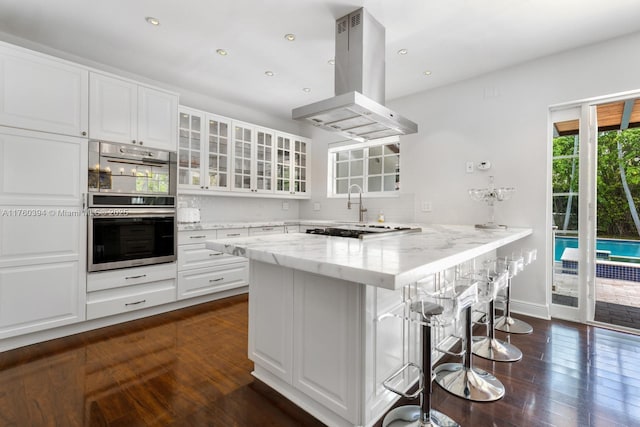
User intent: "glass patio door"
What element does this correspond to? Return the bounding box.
[550,105,598,323]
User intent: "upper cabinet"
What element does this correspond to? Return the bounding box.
[231,122,276,194]
[275,134,309,196]
[178,105,309,199]
[178,107,231,191]
[89,72,178,151]
[0,43,88,137]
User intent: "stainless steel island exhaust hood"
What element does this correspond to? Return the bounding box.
[292,8,418,142]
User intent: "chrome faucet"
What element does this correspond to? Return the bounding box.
[347,184,367,223]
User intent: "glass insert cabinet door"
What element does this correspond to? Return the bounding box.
[276,134,308,194]
[254,128,275,192]
[178,108,204,188]
[292,137,307,193]
[276,134,291,193]
[232,122,253,192]
[207,114,230,190]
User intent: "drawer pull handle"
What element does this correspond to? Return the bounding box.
[209,252,224,256]
[263,227,274,231]
[190,235,207,239]
[125,274,147,280]
[125,299,146,306]
[226,233,241,237]
[209,277,224,282]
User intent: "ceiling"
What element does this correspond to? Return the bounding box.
[1,0,640,121]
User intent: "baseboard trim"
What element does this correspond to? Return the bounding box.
[510,299,550,320]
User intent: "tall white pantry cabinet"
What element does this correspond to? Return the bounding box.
[0,41,180,340]
[0,43,89,338]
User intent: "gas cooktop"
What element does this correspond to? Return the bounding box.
[305,225,422,240]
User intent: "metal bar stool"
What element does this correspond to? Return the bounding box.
[495,250,536,335]
[434,278,505,402]
[381,299,460,427]
[471,267,522,362]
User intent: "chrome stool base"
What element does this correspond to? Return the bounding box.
[382,406,459,427]
[495,315,533,334]
[472,336,522,362]
[434,362,505,402]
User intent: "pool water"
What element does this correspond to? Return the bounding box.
[555,237,640,261]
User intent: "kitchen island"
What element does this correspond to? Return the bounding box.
[206,224,532,427]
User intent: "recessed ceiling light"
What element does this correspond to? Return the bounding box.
[264,71,275,77]
[302,88,311,93]
[397,49,408,55]
[216,49,228,56]
[145,17,160,26]
[423,70,432,76]
[284,34,296,41]
[328,59,335,65]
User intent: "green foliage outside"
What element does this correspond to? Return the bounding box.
[552,128,640,239]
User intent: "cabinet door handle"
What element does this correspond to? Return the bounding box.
[209,277,224,283]
[132,140,137,144]
[139,141,143,145]
[81,131,87,136]
[262,227,274,231]
[189,235,207,239]
[226,233,240,237]
[125,299,147,306]
[125,274,147,280]
[209,252,224,256]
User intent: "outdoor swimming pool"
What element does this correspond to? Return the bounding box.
[555,236,640,261]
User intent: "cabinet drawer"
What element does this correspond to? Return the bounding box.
[217,228,248,238]
[177,261,248,300]
[178,229,217,245]
[86,278,176,320]
[249,226,285,236]
[178,244,241,270]
[87,262,177,292]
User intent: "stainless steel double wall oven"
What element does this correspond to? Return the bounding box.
[87,141,177,272]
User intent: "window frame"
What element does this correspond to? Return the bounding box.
[326,137,401,198]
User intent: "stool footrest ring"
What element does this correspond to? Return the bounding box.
[382,362,423,399]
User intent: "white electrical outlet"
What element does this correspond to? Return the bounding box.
[282,201,289,211]
[466,161,474,173]
[421,201,432,212]
[313,202,321,211]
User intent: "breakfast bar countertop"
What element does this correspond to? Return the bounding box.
[206,224,532,290]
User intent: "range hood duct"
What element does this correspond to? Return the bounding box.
[292,8,418,142]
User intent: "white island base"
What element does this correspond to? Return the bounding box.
[249,260,431,427]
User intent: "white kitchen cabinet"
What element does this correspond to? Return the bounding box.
[249,261,360,424]
[86,262,177,320]
[275,133,309,196]
[0,42,88,137]
[0,127,87,338]
[89,72,177,151]
[178,104,307,198]
[231,121,277,194]
[248,225,285,236]
[292,269,361,422]
[178,261,248,299]
[177,107,232,191]
[177,228,248,301]
[249,261,294,383]
[0,262,83,339]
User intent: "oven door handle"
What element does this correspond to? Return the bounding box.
[89,208,175,216]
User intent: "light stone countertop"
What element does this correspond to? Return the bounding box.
[205,224,533,290]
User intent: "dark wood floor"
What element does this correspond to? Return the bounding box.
[1,294,639,427]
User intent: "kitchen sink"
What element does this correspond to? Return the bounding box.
[305,225,422,240]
